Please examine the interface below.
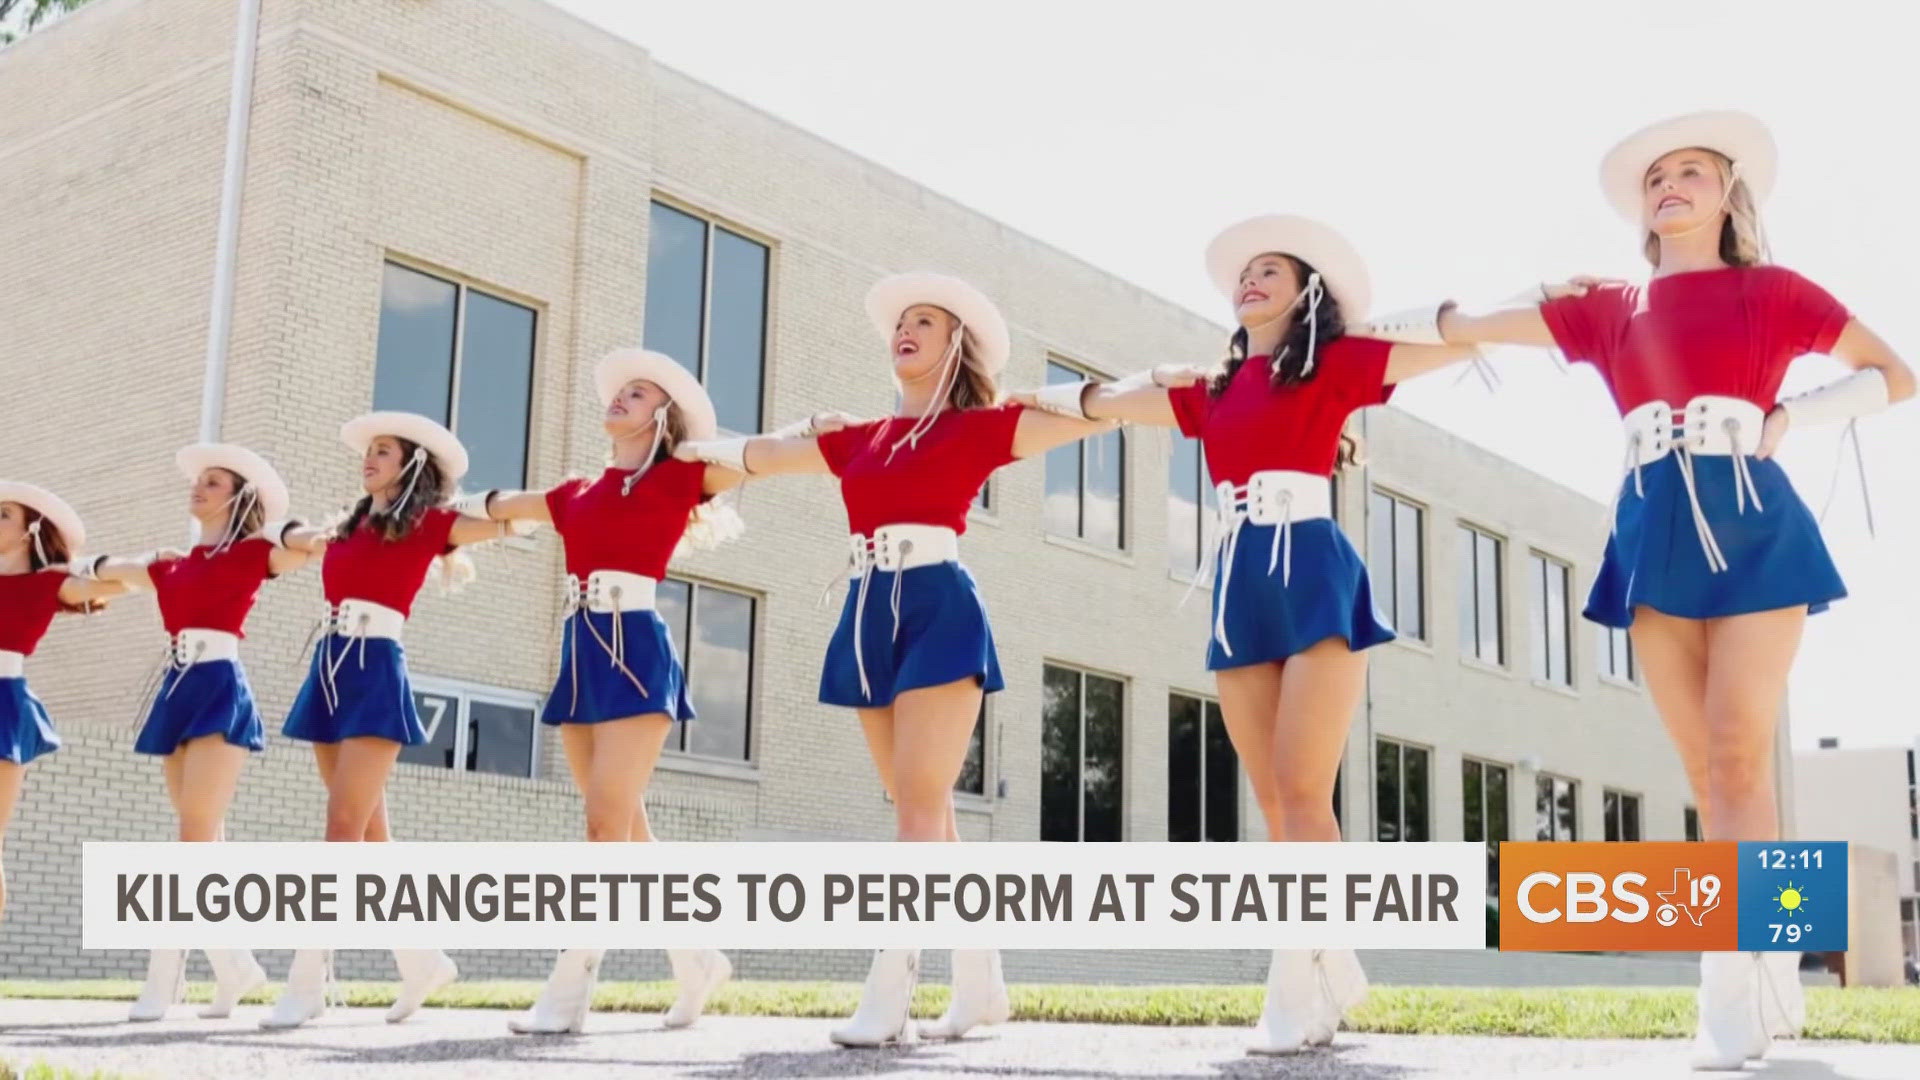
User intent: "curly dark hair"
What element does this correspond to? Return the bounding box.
[1208,253,1347,398]
[332,436,453,543]
[16,504,72,573]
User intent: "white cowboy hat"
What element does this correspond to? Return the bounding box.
[1205,215,1372,322]
[865,272,1012,376]
[175,443,291,522]
[1600,110,1776,225]
[339,411,470,481]
[592,348,719,441]
[0,481,85,552]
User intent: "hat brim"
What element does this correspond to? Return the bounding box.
[175,443,291,521]
[592,349,720,441]
[865,272,1011,377]
[0,481,85,552]
[1205,215,1371,322]
[1600,110,1776,224]
[339,412,470,482]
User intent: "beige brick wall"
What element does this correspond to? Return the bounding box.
[0,0,1687,984]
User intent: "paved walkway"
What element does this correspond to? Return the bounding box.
[0,999,1913,1078]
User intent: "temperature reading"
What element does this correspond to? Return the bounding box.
[1690,874,1720,909]
[1769,923,1812,944]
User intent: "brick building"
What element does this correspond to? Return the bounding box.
[1,0,1694,985]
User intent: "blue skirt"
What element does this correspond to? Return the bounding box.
[1206,519,1396,670]
[282,636,426,745]
[543,609,696,725]
[820,562,1004,708]
[135,660,266,756]
[0,677,59,765]
[1587,455,1846,628]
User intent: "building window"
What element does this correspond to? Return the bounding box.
[1169,434,1206,574]
[973,481,992,513]
[956,701,987,796]
[1375,738,1430,842]
[1457,526,1504,664]
[1529,553,1573,687]
[1603,789,1642,841]
[1464,758,1509,941]
[1168,693,1238,842]
[1600,625,1637,683]
[1684,805,1702,842]
[1332,766,1344,832]
[373,262,536,492]
[1042,664,1124,841]
[1044,361,1125,549]
[399,679,539,779]
[1368,490,1425,639]
[1535,774,1577,841]
[1908,750,1917,840]
[656,578,755,762]
[643,201,768,434]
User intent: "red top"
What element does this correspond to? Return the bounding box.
[320,506,459,617]
[147,539,274,637]
[545,459,707,579]
[1168,336,1396,486]
[1540,265,1851,415]
[816,403,1024,535]
[0,570,68,656]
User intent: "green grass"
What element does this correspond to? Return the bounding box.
[0,1062,136,1080]
[3,980,1916,1043]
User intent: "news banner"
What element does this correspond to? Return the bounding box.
[80,840,1848,952]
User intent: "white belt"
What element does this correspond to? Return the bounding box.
[0,651,21,678]
[1185,471,1333,658]
[828,524,961,701]
[558,571,660,714]
[1617,396,1767,574]
[169,629,239,666]
[311,599,407,714]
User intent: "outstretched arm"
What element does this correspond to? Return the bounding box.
[1383,342,1494,385]
[675,412,862,479]
[1011,364,1214,433]
[1756,318,1915,458]
[58,573,128,607]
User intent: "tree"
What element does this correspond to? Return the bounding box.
[0,0,94,46]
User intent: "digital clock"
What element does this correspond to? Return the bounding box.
[1754,847,1826,872]
[1735,842,1847,952]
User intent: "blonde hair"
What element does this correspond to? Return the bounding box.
[1641,149,1769,268]
[945,317,1002,410]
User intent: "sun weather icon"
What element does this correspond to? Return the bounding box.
[1773,882,1807,915]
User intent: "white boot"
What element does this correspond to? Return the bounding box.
[829,949,919,1047]
[200,949,267,1019]
[664,949,732,1029]
[917,949,1010,1040]
[128,949,187,1021]
[387,949,458,1023]
[1249,949,1327,1055]
[1756,951,1804,1040]
[260,949,331,1030]
[1690,951,1767,1070]
[1307,949,1368,1046]
[509,949,603,1035]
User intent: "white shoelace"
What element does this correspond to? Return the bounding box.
[1182,486,1298,659]
[844,539,915,701]
[559,577,651,714]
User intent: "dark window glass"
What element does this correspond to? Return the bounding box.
[456,290,537,490]
[707,228,768,434]
[956,703,986,796]
[1082,674,1125,841]
[1041,665,1082,842]
[400,689,461,770]
[373,263,458,423]
[468,699,534,778]
[1202,700,1238,842]
[682,585,753,762]
[1167,694,1202,843]
[642,203,707,379]
[1685,805,1702,842]
[1403,744,1430,842]
[1375,739,1402,842]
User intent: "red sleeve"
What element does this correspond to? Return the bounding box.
[421,506,459,555]
[815,422,875,477]
[1329,336,1396,410]
[972,403,1024,470]
[1767,268,1851,356]
[1539,286,1632,373]
[1166,383,1210,438]
[144,554,182,587]
[238,537,274,582]
[671,457,713,506]
[544,478,586,532]
[32,568,67,611]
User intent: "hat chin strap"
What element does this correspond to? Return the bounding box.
[886,320,966,464]
[622,405,672,496]
[386,447,429,514]
[1240,273,1324,377]
[25,519,48,568]
[206,486,259,555]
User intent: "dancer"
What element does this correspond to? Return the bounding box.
[678,273,1115,1046]
[1019,216,1482,1053]
[1398,111,1912,1068]
[80,445,308,1021]
[260,412,526,1030]
[0,483,121,924]
[462,348,768,1034]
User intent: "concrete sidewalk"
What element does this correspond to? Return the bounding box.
[0,999,1913,1079]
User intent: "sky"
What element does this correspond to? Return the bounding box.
[551,0,1917,751]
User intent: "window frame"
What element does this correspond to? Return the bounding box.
[1599,624,1639,687]
[404,675,542,780]
[1456,523,1506,667]
[1374,737,1432,842]
[1041,662,1128,842]
[1368,487,1428,642]
[1535,773,1579,841]
[1167,690,1240,842]
[375,257,540,492]
[657,575,760,767]
[1167,432,1208,579]
[1684,805,1702,842]
[1603,788,1643,842]
[1528,550,1575,689]
[642,196,774,435]
[1042,358,1128,552]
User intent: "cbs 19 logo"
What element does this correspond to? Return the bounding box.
[1516,870,1722,926]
